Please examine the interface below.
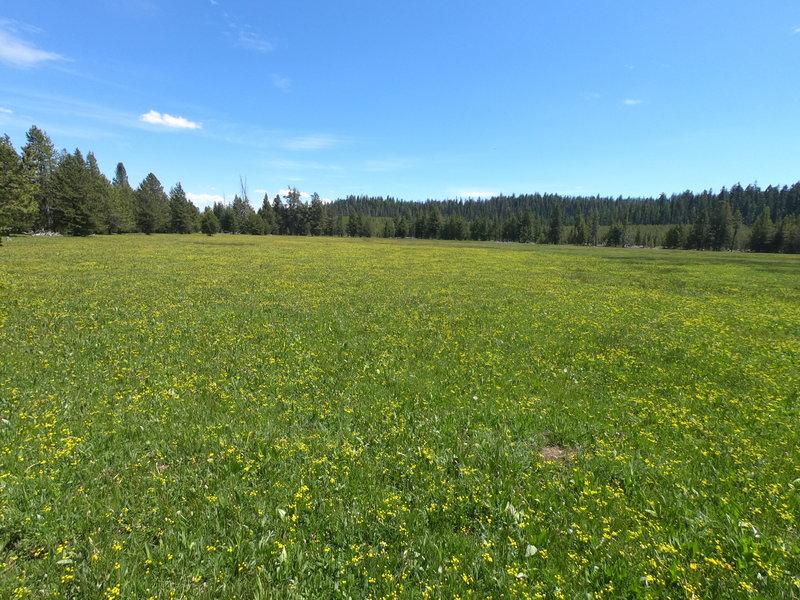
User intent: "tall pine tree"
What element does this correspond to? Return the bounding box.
[21,125,56,231]
[0,135,37,238]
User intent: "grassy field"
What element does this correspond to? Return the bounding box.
[0,235,798,599]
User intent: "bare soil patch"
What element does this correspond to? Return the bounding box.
[539,445,576,462]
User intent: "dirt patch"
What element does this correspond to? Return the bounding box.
[539,445,576,462]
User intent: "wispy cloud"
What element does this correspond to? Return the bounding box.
[271,74,291,92]
[0,107,12,114]
[0,19,65,68]
[187,192,224,209]
[279,188,312,200]
[236,27,272,52]
[218,9,272,53]
[623,99,642,106]
[267,158,345,175]
[794,26,800,34]
[140,110,202,130]
[364,158,415,173]
[284,134,342,151]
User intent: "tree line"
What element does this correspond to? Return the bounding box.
[2,125,799,252]
[329,190,800,252]
[1,126,199,239]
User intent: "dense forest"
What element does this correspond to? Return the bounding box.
[2,125,799,252]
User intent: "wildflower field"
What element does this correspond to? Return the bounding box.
[0,235,798,599]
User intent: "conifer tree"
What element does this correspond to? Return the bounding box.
[309,193,325,236]
[546,203,562,244]
[749,206,774,252]
[169,182,197,233]
[663,224,684,249]
[200,207,220,235]
[426,208,442,239]
[347,211,363,237]
[258,194,277,234]
[0,135,37,239]
[50,149,99,235]
[241,211,265,234]
[85,152,113,233]
[106,162,136,233]
[135,173,169,234]
[21,126,56,231]
[590,210,600,245]
[709,198,733,251]
[272,195,286,234]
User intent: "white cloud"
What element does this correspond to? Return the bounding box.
[279,188,311,200]
[237,28,272,52]
[140,110,202,130]
[0,107,12,114]
[0,20,65,68]
[218,11,272,53]
[187,192,224,209]
[623,99,642,105]
[794,27,800,34]
[271,74,291,92]
[284,134,341,151]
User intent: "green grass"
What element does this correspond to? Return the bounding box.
[1,235,798,599]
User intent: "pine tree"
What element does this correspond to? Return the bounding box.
[730,210,743,251]
[426,208,443,239]
[272,195,286,235]
[749,206,774,252]
[663,224,684,249]
[709,198,733,251]
[21,125,56,230]
[169,182,197,233]
[413,213,427,238]
[347,211,363,237]
[382,219,396,238]
[309,193,324,236]
[518,211,535,243]
[283,187,308,235]
[686,208,710,250]
[107,162,136,233]
[359,215,373,237]
[49,149,98,235]
[546,203,562,244]
[258,194,277,234]
[200,208,220,235]
[241,211,265,235]
[135,173,169,234]
[394,216,409,238]
[570,212,587,245]
[229,195,252,234]
[85,152,112,233]
[0,135,37,238]
[590,210,600,245]
[604,222,625,247]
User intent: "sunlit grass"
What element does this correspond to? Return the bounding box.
[1,235,798,599]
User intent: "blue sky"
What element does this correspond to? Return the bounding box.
[1,1,799,208]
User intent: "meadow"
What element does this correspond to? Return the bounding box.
[0,235,798,599]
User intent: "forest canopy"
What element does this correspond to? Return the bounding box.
[1,125,799,252]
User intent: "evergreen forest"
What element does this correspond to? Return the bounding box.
[2,125,799,252]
